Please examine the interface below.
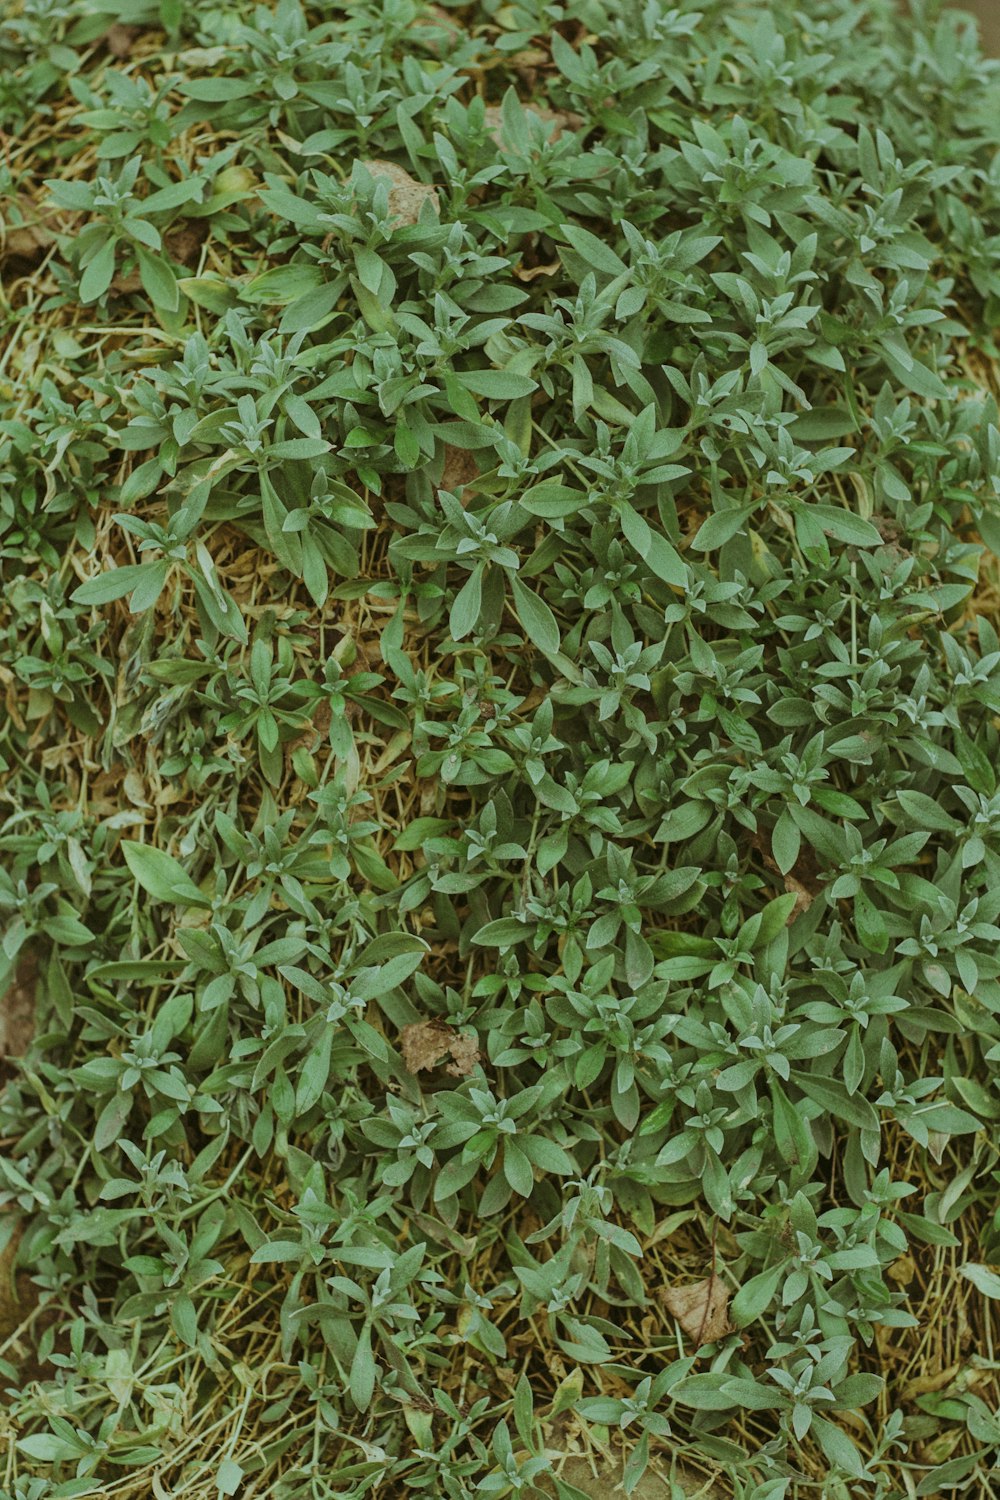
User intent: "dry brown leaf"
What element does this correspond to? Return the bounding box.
[111,224,203,294]
[555,1456,726,1499]
[355,160,439,228]
[511,47,549,90]
[661,1275,732,1346]
[752,831,820,918]
[887,1253,915,1286]
[401,1020,480,1076]
[402,1020,454,1072]
[2,221,54,261]
[444,1030,480,1077]
[783,871,815,916]
[123,768,151,808]
[514,259,561,283]
[418,780,438,816]
[439,445,480,503]
[104,23,140,57]
[900,1362,961,1401]
[1,197,60,262]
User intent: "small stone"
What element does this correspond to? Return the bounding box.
[483,104,583,148]
[354,160,440,228]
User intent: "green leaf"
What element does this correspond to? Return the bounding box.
[897,1212,959,1248]
[122,841,211,908]
[834,1374,884,1408]
[896,789,959,833]
[557,1316,612,1364]
[217,1458,245,1497]
[810,504,883,547]
[510,574,560,654]
[94,1091,131,1152]
[177,274,238,313]
[45,178,95,210]
[881,344,950,400]
[473,918,531,948]
[350,1323,376,1410]
[793,1072,880,1133]
[854,887,888,955]
[136,247,180,312]
[619,501,687,588]
[519,1134,576,1175]
[771,809,800,876]
[128,559,171,613]
[959,1263,1000,1299]
[250,1240,304,1264]
[433,1153,481,1201]
[691,507,751,550]
[180,77,258,100]
[789,407,857,439]
[17,1433,83,1462]
[79,238,117,302]
[455,369,538,400]
[171,1291,198,1346]
[811,1415,866,1478]
[753,892,798,944]
[449,565,483,639]
[503,1139,534,1196]
[558,224,628,278]
[72,562,168,608]
[730,1263,783,1327]
[719,1378,785,1411]
[120,458,164,505]
[671,1374,737,1410]
[295,1027,332,1115]
[392,818,453,851]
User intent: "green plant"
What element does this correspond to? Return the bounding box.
[2,1,1000,1497]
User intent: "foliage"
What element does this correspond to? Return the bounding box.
[2,0,1000,1496]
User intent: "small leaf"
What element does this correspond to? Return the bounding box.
[449,566,483,640]
[295,1027,332,1115]
[692,507,751,550]
[619,501,687,588]
[217,1458,244,1497]
[793,1072,880,1133]
[350,1322,376,1410]
[959,1263,1000,1299]
[79,238,117,302]
[472,918,531,947]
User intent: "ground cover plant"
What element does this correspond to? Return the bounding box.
[1,0,1000,1495]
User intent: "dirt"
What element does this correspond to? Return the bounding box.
[0,954,36,1070]
[0,1225,42,1370]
